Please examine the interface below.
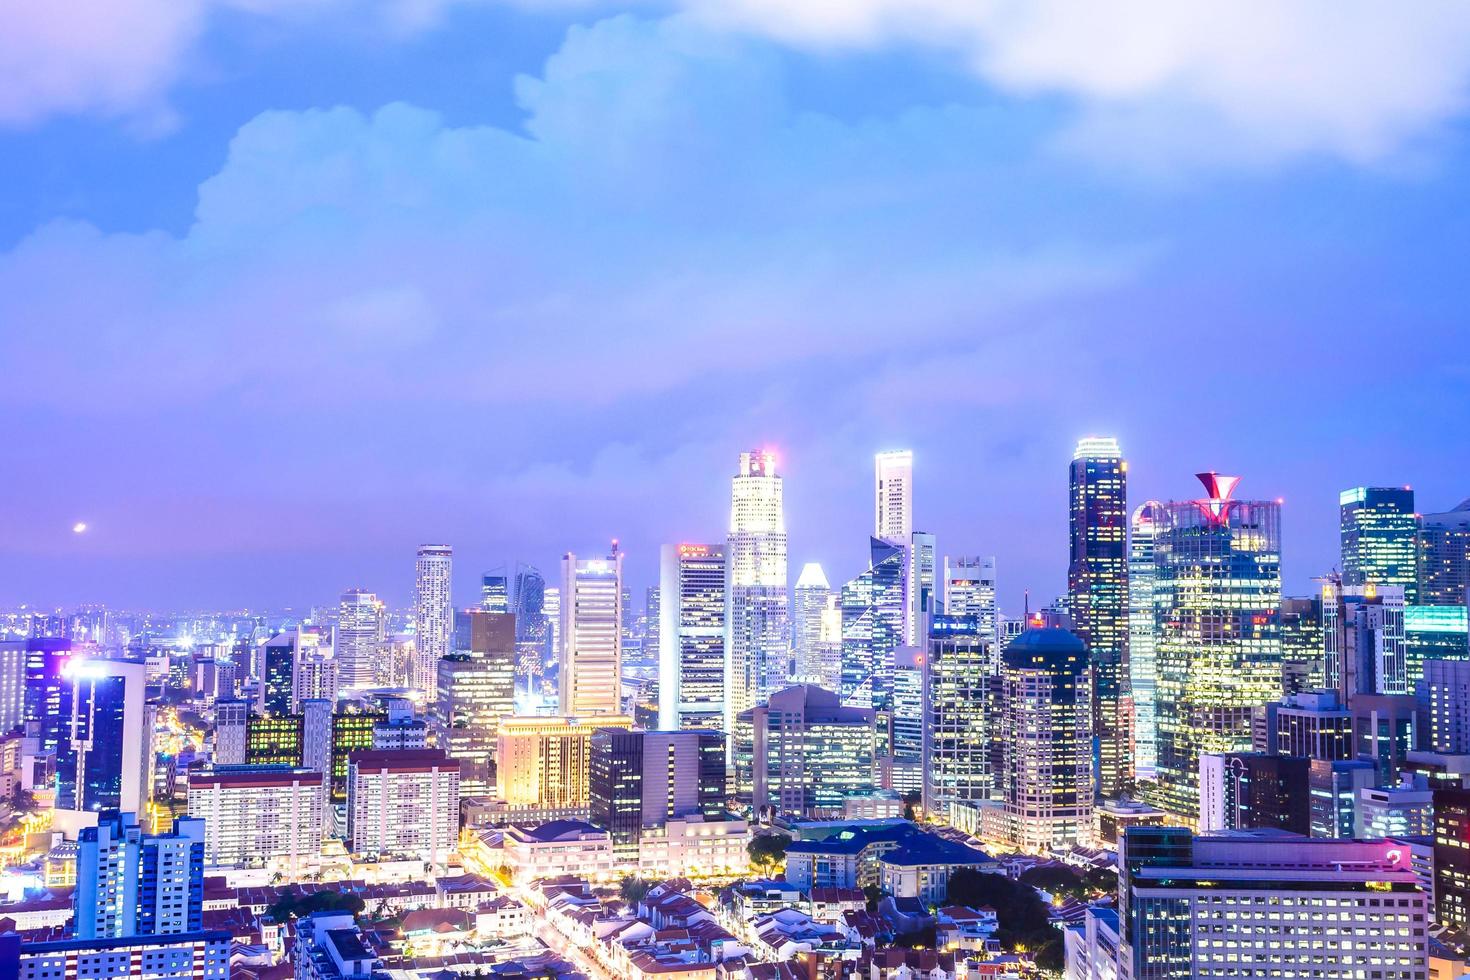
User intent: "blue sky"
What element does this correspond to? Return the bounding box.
[1,1,1468,611]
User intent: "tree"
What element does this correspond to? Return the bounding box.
[747,832,791,873]
[619,877,653,904]
[1035,936,1066,972]
[945,870,1052,946]
[1019,864,1084,897]
[1082,867,1118,896]
[862,884,883,912]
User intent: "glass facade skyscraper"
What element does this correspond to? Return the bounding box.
[725,450,790,741]
[658,543,726,731]
[1128,503,1160,775]
[414,544,454,699]
[1420,497,1470,606]
[1151,473,1282,821]
[923,615,999,819]
[1340,486,1418,603]
[1068,436,1130,800]
[839,537,907,711]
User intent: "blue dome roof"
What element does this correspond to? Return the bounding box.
[1002,626,1087,670]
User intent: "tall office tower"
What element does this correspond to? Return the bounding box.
[187,766,324,876]
[246,713,304,766]
[1067,436,1129,801]
[1340,486,1419,602]
[1261,690,1355,760]
[75,812,205,940]
[55,659,152,818]
[1127,503,1161,774]
[839,537,907,710]
[1151,473,1281,822]
[1070,829,1428,980]
[435,611,516,794]
[1198,752,1311,836]
[619,586,636,651]
[292,649,339,711]
[544,586,562,666]
[300,699,334,796]
[1406,605,1469,688]
[1310,758,1379,838]
[588,728,726,857]
[923,615,1000,820]
[907,531,937,646]
[512,564,549,697]
[212,699,248,764]
[791,563,831,680]
[481,571,511,613]
[255,631,299,716]
[335,589,384,689]
[997,627,1093,851]
[0,640,23,735]
[657,544,726,731]
[741,685,876,818]
[942,557,998,639]
[1420,497,1470,605]
[560,547,623,716]
[496,714,634,808]
[1422,658,1470,753]
[885,646,924,794]
[874,449,913,541]
[644,586,661,666]
[414,544,454,699]
[1323,580,1407,696]
[1278,595,1325,696]
[725,449,790,738]
[347,749,461,864]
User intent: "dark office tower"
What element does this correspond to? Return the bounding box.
[1151,473,1281,822]
[23,638,71,754]
[1068,437,1130,801]
[588,727,725,857]
[513,564,549,696]
[1340,486,1419,602]
[1198,752,1310,836]
[55,659,151,817]
[481,571,511,614]
[1435,787,1470,935]
[1277,596,1324,696]
[658,544,726,731]
[0,641,23,735]
[839,537,907,711]
[256,632,299,717]
[1420,498,1470,606]
[246,713,304,766]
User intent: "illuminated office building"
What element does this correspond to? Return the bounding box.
[840,537,907,711]
[1198,751,1310,836]
[943,556,998,641]
[792,562,832,682]
[480,572,510,613]
[55,659,152,818]
[587,727,726,857]
[1128,504,1161,774]
[1068,436,1130,800]
[560,548,623,717]
[1435,787,1470,935]
[1151,473,1281,821]
[1340,486,1419,603]
[742,685,876,819]
[657,543,726,730]
[496,714,634,808]
[1406,604,1469,690]
[1323,580,1407,696]
[908,531,936,647]
[1420,497,1470,606]
[885,646,924,794]
[1422,657,1470,753]
[512,565,549,698]
[246,714,304,767]
[436,611,516,794]
[1278,595,1325,696]
[335,589,384,690]
[997,627,1093,851]
[212,699,247,765]
[923,615,999,820]
[874,450,913,542]
[414,544,454,699]
[725,449,790,737]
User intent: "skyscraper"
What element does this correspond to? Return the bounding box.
[1419,497,1470,606]
[1151,473,1282,821]
[874,449,913,541]
[436,611,516,794]
[587,727,726,857]
[1323,579,1407,697]
[1067,436,1130,800]
[1279,595,1325,696]
[560,547,623,717]
[335,589,384,690]
[658,543,726,731]
[742,685,876,818]
[725,450,790,740]
[923,615,999,821]
[512,564,549,698]
[55,658,152,818]
[839,537,906,710]
[997,627,1094,851]
[792,562,831,682]
[1127,502,1161,775]
[480,571,511,613]
[414,545,454,699]
[1340,486,1419,603]
[942,556,998,641]
[907,530,936,646]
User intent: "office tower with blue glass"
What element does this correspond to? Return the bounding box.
[1340,485,1419,602]
[658,543,726,731]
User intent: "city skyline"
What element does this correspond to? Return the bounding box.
[1,7,1467,612]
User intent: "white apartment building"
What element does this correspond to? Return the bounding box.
[186,766,324,875]
[347,749,461,864]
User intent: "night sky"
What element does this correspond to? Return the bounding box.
[2,2,1468,612]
